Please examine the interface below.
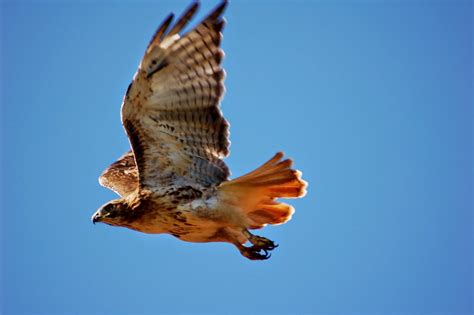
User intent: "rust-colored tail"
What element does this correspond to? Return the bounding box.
[219,152,307,229]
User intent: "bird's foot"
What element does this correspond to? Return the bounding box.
[243,229,278,251]
[248,234,278,251]
[237,229,278,260]
[238,244,272,260]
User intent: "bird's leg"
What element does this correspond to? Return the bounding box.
[233,229,278,260]
[243,229,278,251]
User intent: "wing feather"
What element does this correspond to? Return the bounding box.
[121,1,230,190]
[167,1,199,37]
[99,151,139,196]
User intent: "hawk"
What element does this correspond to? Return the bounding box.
[92,0,307,260]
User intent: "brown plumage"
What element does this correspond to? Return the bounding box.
[92,0,307,260]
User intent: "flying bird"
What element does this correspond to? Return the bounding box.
[92,0,307,260]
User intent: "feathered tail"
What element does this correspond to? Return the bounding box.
[219,152,307,229]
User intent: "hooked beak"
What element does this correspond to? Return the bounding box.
[91,212,101,225]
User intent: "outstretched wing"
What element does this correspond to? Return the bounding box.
[99,151,138,197]
[122,1,230,191]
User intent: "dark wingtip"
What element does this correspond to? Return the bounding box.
[168,1,200,36]
[147,12,174,49]
[205,0,228,21]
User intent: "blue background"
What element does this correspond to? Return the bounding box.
[1,0,472,314]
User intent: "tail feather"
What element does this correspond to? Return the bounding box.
[230,152,287,183]
[219,152,307,229]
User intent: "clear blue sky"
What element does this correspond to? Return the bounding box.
[1,0,472,314]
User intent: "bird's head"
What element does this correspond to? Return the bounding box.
[92,199,129,226]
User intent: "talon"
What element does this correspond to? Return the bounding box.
[237,244,272,261]
[239,229,278,260]
[248,233,278,251]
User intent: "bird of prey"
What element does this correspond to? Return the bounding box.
[92,0,307,260]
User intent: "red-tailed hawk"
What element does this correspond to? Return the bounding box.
[92,0,307,260]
